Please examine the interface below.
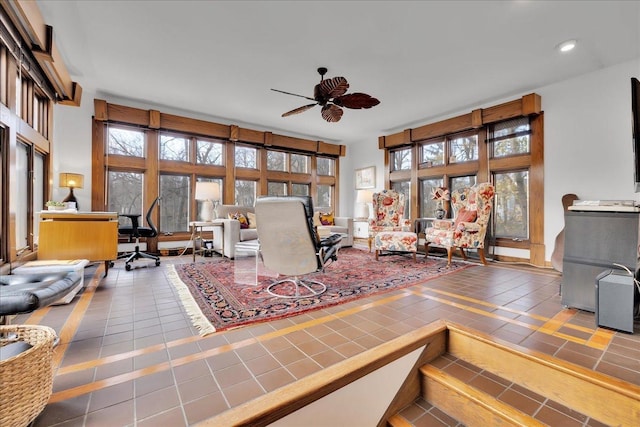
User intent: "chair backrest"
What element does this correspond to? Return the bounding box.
[255,197,319,277]
[258,195,319,243]
[143,197,159,237]
[371,190,406,227]
[451,182,495,229]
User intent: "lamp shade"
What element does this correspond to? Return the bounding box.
[356,189,373,203]
[59,173,84,189]
[195,181,220,201]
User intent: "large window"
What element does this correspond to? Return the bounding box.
[160,174,190,232]
[292,183,309,196]
[268,181,287,196]
[420,178,444,218]
[15,142,29,252]
[94,101,343,249]
[235,180,256,207]
[384,94,543,263]
[316,185,332,211]
[493,171,529,239]
[391,181,411,216]
[108,171,143,226]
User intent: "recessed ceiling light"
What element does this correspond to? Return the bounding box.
[557,39,577,53]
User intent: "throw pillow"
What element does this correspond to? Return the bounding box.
[453,208,477,229]
[318,211,334,226]
[247,212,257,229]
[229,212,249,229]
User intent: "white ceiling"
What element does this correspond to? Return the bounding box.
[37,1,640,145]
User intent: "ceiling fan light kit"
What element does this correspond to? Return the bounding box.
[272,67,380,123]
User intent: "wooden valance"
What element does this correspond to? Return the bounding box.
[94,99,346,157]
[379,93,541,149]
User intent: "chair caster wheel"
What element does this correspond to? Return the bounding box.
[155,260,161,266]
[125,264,132,271]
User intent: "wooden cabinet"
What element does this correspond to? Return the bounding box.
[38,212,118,273]
[562,210,640,312]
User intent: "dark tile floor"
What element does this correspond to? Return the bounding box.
[12,249,639,426]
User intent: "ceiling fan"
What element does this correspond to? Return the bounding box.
[271,67,380,123]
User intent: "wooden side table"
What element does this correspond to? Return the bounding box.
[189,220,224,261]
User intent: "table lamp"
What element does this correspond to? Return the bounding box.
[59,172,84,209]
[195,181,220,222]
[355,189,373,219]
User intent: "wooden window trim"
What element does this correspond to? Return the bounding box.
[379,94,545,266]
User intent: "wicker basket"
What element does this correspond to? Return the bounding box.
[0,325,57,427]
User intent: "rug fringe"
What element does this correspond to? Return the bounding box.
[167,264,216,337]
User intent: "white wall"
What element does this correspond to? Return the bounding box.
[52,94,95,211]
[53,58,640,262]
[342,58,640,261]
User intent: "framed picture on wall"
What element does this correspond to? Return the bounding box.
[355,166,376,189]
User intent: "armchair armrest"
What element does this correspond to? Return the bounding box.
[433,219,454,230]
[333,217,353,247]
[212,218,241,258]
[457,221,482,233]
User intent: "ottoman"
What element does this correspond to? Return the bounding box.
[374,231,418,261]
[13,259,89,304]
[0,272,82,324]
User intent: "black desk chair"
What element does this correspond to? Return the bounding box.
[117,197,161,271]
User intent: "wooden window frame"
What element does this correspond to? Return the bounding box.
[380,94,545,266]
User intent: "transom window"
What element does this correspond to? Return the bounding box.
[267,150,288,171]
[449,134,478,163]
[391,148,412,171]
[420,141,445,167]
[108,127,145,157]
[196,139,224,165]
[235,145,257,169]
[160,134,189,162]
[490,117,531,157]
[317,157,335,176]
[291,153,310,173]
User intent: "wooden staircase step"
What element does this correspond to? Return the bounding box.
[420,363,545,427]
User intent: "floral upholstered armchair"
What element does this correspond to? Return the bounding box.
[368,189,412,252]
[424,182,495,266]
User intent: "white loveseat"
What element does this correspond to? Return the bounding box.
[213,205,259,258]
[213,204,353,258]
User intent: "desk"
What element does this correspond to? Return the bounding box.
[38,212,118,275]
[189,221,224,261]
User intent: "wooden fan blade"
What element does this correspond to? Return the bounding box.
[282,103,317,117]
[332,93,380,109]
[317,76,349,100]
[271,88,315,102]
[321,104,343,122]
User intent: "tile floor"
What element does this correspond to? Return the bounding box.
[11,249,640,426]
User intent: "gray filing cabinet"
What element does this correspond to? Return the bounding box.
[562,210,640,312]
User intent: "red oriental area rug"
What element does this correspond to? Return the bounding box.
[168,248,471,335]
